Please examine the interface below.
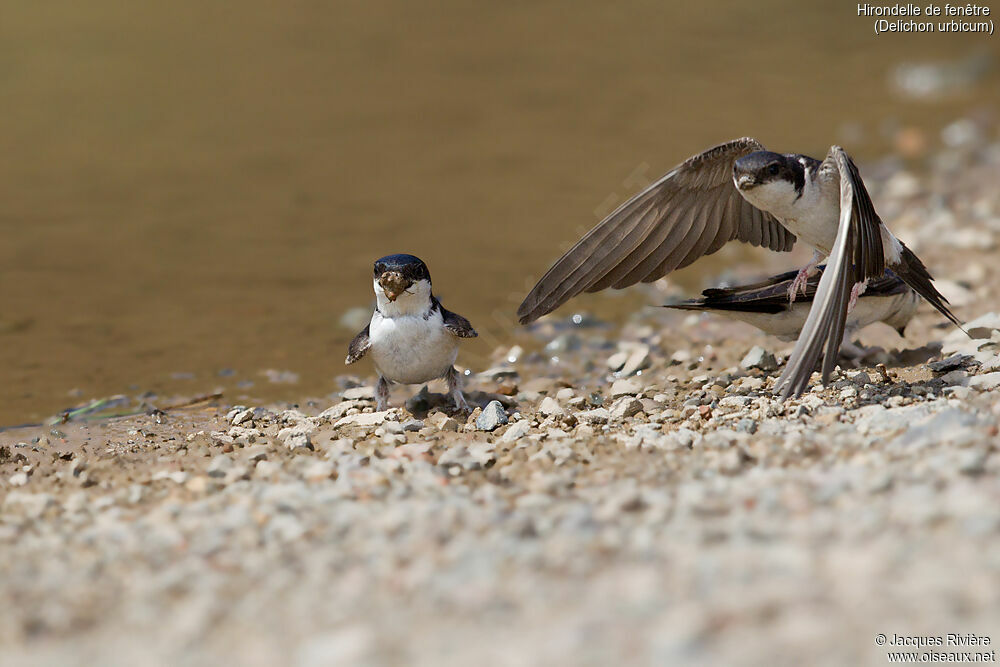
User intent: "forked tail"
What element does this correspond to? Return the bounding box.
[893,244,967,335]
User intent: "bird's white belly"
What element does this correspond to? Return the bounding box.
[369,311,458,385]
[724,293,902,342]
[727,306,812,341]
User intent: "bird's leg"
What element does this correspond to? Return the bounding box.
[375,376,391,411]
[787,250,824,303]
[847,280,868,313]
[445,366,470,412]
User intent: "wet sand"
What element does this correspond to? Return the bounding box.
[3,2,999,424]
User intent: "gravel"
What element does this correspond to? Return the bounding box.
[2,129,1000,667]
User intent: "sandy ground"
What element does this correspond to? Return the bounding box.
[2,132,1000,666]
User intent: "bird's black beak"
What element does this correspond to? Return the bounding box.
[378,271,412,301]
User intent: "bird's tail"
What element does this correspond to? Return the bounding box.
[893,243,967,335]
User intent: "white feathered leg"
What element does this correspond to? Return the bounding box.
[375,376,391,411]
[445,366,469,412]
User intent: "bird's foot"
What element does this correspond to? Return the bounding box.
[787,269,811,304]
[445,366,470,413]
[847,281,868,313]
[375,376,391,412]
[786,251,823,304]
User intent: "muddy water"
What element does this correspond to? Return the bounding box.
[1,1,997,423]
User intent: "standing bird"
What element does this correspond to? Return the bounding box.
[665,266,920,358]
[517,138,963,398]
[346,254,477,411]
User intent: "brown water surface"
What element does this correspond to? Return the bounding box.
[2,1,998,423]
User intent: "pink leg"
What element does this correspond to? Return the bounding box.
[847,280,868,313]
[787,250,824,303]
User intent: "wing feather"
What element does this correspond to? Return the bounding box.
[517,138,796,324]
[775,146,886,399]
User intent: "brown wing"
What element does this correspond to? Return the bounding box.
[517,138,796,324]
[345,324,371,365]
[437,299,478,338]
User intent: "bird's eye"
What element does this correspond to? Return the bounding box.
[768,164,780,176]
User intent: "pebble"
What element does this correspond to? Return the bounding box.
[277,424,316,451]
[476,401,509,431]
[230,408,254,426]
[969,372,1000,391]
[429,413,459,432]
[740,346,778,371]
[577,407,610,425]
[206,454,234,478]
[342,386,376,401]
[619,345,651,377]
[929,354,974,372]
[333,411,393,430]
[537,397,564,418]
[609,397,643,421]
[610,378,643,398]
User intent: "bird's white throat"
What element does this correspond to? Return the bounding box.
[374,278,433,317]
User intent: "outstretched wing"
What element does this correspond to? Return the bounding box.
[517,138,796,324]
[345,325,371,364]
[775,146,886,399]
[437,300,478,338]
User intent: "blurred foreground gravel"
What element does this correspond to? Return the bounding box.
[3,130,1000,666]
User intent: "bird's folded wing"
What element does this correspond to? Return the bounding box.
[517,138,796,324]
[345,324,371,364]
[439,304,478,338]
[668,268,823,315]
[775,146,886,399]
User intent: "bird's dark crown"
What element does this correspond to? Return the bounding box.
[373,254,431,283]
[733,151,805,193]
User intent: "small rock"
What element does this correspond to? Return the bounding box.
[333,411,393,430]
[537,397,564,418]
[577,408,610,425]
[429,412,459,432]
[255,460,282,478]
[619,345,651,377]
[319,401,361,421]
[303,461,335,482]
[939,370,969,386]
[227,426,260,445]
[741,346,778,371]
[929,354,975,372]
[8,472,29,487]
[610,378,642,398]
[969,372,1000,391]
[244,445,270,462]
[477,401,509,431]
[401,419,424,432]
[207,454,234,478]
[3,491,54,518]
[230,408,254,426]
[609,397,643,421]
[500,420,532,443]
[152,470,189,484]
[277,423,316,450]
[606,350,629,372]
[342,386,375,401]
[555,387,575,401]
